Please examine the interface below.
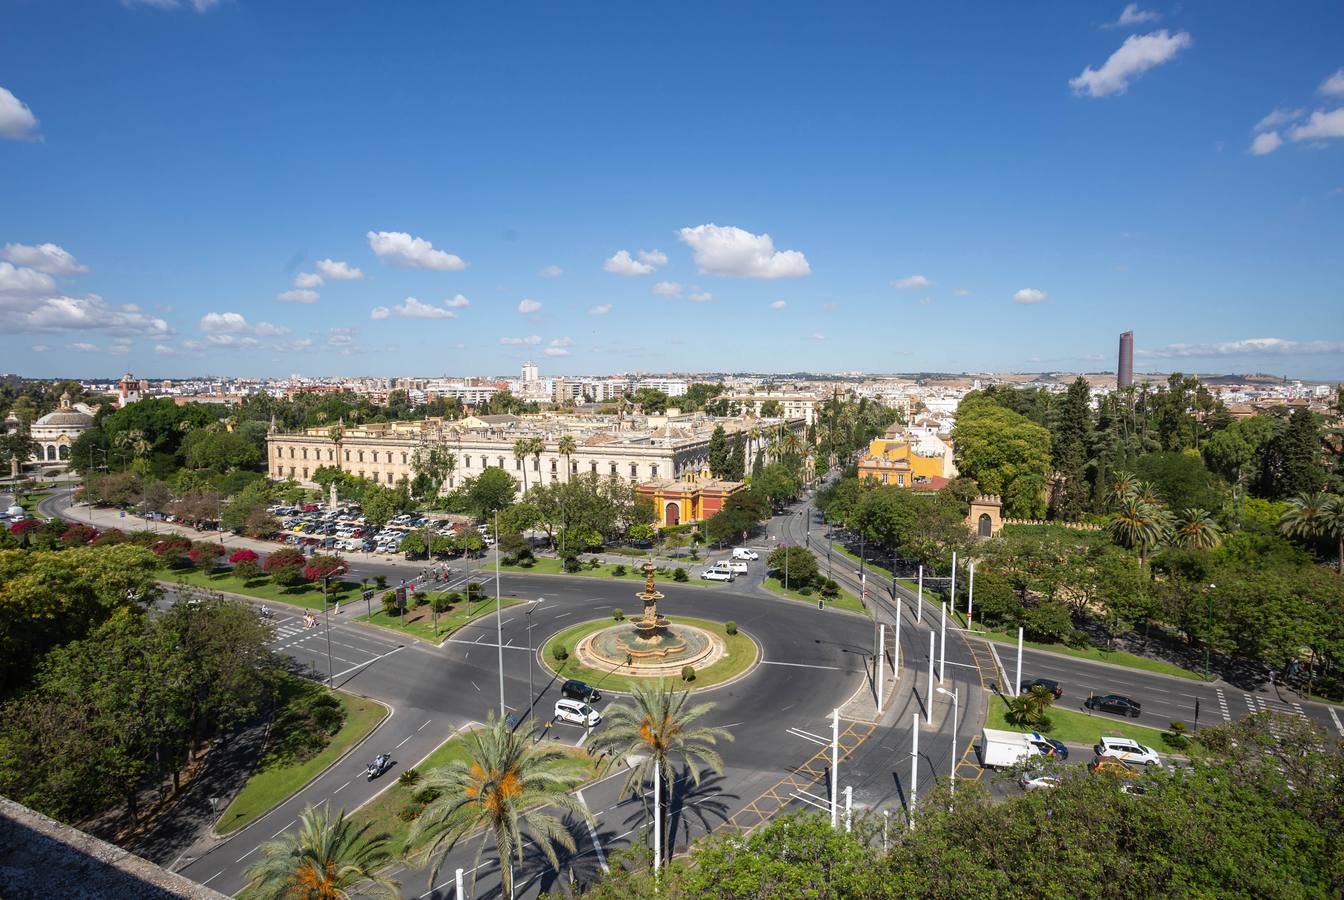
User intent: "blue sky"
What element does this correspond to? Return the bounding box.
[2,1,1342,380]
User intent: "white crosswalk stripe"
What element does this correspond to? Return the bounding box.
[1214,688,1231,722]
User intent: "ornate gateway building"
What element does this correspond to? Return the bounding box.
[265,410,805,497]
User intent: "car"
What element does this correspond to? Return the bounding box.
[731,547,759,561]
[554,698,602,727]
[1088,757,1140,778]
[1027,734,1069,760]
[1094,736,1162,767]
[1020,678,1063,698]
[1085,694,1142,718]
[1018,769,1060,791]
[561,679,601,703]
[723,559,749,574]
[700,566,734,582]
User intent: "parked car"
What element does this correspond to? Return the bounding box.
[1088,757,1140,778]
[700,565,734,582]
[731,547,759,561]
[1020,678,1063,698]
[1027,735,1069,760]
[561,679,601,703]
[1085,694,1142,718]
[554,698,602,727]
[1018,769,1060,791]
[1094,736,1162,767]
[723,559,749,574]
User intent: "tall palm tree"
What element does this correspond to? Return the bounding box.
[529,437,546,486]
[1170,508,1224,550]
[512,439,531,496]
[588,680,733,868]
[408,712,589,899]
[557,435,577,483]
[1107,495,1167,567]
[242,803,399,900]
[1004,685,1055,728]
[1279,491,1330,542]
[1321,496,1344,576]
[1130,479,1162,508]
[1106,470,1138,508]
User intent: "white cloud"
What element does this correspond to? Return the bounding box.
[205,334,260,348]
[918,297,933,306]
[809,333,827,341]
[30,344,47,352]
[588,304,612,315]
[550,337,574,348]
[369,306,391,320]
[891,274,931,289]
[315,258,363,280]
[1138,337,1344,358]
[444,293,470,308]
[153,344,180,356]
[0,86,40,141]
[678,224,811,279]
[200,311,250,333]
[198,311,285,339]
[499,335,543,346]
[1319,68,1344,97]
[769,300,787,310]
[603,249,665,275]
[2,242,87,274]
[392,296,457,319]
[66,342,100,353]
[1107,3,1160,28]
[1255,108,1304,131]
[539,264,563,278]
[183,339,204,351]
[1013,288,1048,304]
[1069,30,1192,98]
[294,271,324,289]
[277,288,320,303]
[1250,131,1283,156]
[653,281,682,298]
[367,230,467,271]
[1289,108,1344,142]
[518,298,542,314]
[6,295,170,336]
[252,321,290,336]
[688,291,713,302]
[954,288,972,297]
[0,262,56,294]
[123,0,220,11]
[108,340,132,355]
[544,347,571,357]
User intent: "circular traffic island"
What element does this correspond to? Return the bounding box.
[541,615,758,693]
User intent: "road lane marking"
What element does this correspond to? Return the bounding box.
[235,845,259,862]
[760,660,842,671]
[329,645,404,681]
[271,818,296,837]
[202,871,223,885]
[576,790,609,874]
[471,681,480,692]
[396,735,413,748]
[1215,688,1231,722]
[333,780,351,793]
[1329,707,1343,736]
[418,719,431,731]
[554,611,572,619]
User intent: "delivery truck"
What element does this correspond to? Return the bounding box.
[980,727,1045,768]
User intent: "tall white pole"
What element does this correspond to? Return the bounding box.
[916,565,924,624]
[653,762,662,873]
[1015,626,1024,696]
[455,867,464,899]
[910,712,919,829]
[883,810,890,852]
[967,561,975,623]
[949,551,957,613]
[844,785,853,832]
[950,689,958,795]
[895,599,902,673]
[495,510,504,718]
[876,623,886,713]
[831,707,840,828]
[939,602,947,684]
[926,631,935,725]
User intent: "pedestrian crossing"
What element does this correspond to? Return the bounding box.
[1214,688,1231,722]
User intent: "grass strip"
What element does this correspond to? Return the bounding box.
[354,595,525,642]
[761,575,866,615]
[985,695,1201,754]
[169,567,363,611]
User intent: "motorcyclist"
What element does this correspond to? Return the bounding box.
[259,604,270,618]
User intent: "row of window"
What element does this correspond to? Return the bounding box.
[271,444,668,480]
[274,460,665,483]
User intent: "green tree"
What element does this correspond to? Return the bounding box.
[1320,495,1344,575]
[557,434,577,483]
[1170,508,1224,550]
[1260,407,1326,499]
[766,545,819,586]
[707,425,728,478]
[1107,494,1168,567]
[243,802,399,900]
[952,394,1053,518]
[465,467,518,518]
[725,433,746,481]
[1003,684,1056,727]
[407,712,589,898]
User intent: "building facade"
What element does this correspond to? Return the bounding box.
[636,478,746,527]
[856,426,955,487]
[1117,331,1134,389]
[5,392,97,469]
[723,393,822,425]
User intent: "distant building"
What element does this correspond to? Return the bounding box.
[637,478,746,528]
[1117,331,1134,389]
[521,361,539,383]
[856,426,956,487]
[117,371,147,407]
[9,392,97,469]
[722,392,823,425]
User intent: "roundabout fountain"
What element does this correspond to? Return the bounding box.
[573,562,728,679]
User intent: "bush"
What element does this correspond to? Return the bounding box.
[552,643,568,661]
[466,582,484,602]
[228,548,259,565]
[673,567,689,582]
[382,590,398,616]
[1164,721,1191,750]
[398,768,421,786]
[562,555,581,573]
[411,591,426,608]
[819,578,840,599]
[431,594,453,614]
[588,558,601,569]
[681,665,696,682]
[232,558,261,581]
[612,564,627,577]
[374,574,387,589]
[798,586,813,596]
[613,608,624,621]
[725,620,738,636]
[188,540,226,568]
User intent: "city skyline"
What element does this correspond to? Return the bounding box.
[2,2,1343,380]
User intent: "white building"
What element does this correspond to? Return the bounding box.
[521,361,539,383]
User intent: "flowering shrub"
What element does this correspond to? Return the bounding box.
[263,547,306,574]
[302,554,346,583]
[8,519,40,536]
[188,541,226,567]
[228,549,260,565]
[92,528,128,546]
[151,535,192,557]
[59,524,98,546]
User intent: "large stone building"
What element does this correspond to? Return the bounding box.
[856,425,956,488]
[266,411,804,496]
[4,392,97,470]
[723,392,823,425]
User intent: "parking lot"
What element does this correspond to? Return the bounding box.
[267,503,494,559]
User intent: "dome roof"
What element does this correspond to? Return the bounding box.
[36,408,94,428]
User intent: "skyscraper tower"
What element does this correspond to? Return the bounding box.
[1117,331,1134,389]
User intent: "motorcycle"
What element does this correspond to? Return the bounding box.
[364,753,392,780]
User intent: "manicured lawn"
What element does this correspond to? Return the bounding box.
[986,696,1200,754]
[168,567,363,611]
[216,679,387,834]
[351,729,602,857]
[17,490,53,519]
[540,616,758,693]
[762,575,867,615]
[355,594,525,642]
[487,556,702,584]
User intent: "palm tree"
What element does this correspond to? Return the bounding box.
[1170,508,1224,550]
[512,439,531,495]
[1106,470,1138,508]
[588,680,733,868]
[1130,479,1162,508]
[1004,685,1055,728]
[1321,496,1344,575]
[1279,491,1330,542]
[529,437,546,486]
[1107,495,1167,567]
[557,435,577,483]
[408,712,590,899]
[242,803,399,900]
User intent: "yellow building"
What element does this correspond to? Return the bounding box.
[857,429,952,488]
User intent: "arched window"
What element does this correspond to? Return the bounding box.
[978,513,992,537]
[45,445,56,461]
[59,445,69,460]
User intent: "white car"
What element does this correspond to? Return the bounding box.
[1094,736,1162,767]
[700,566,734,582]
[554,699,602,727]
[731,547,759,561]
[723,559,749,574]
[1018,769,1060,791]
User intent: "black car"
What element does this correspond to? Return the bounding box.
[1028,735,1070,760]
[1085,694,1142,717]
[562,679,601,703]
[1021,678,1063,698]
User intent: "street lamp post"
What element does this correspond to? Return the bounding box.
[1204,583,1215,681]
[322,575,335,686]
[936,686,959,795]
[495,510,505,718]
[526,598,544,722]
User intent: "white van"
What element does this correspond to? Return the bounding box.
[731,547,759,561]
[700,565,734,582]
